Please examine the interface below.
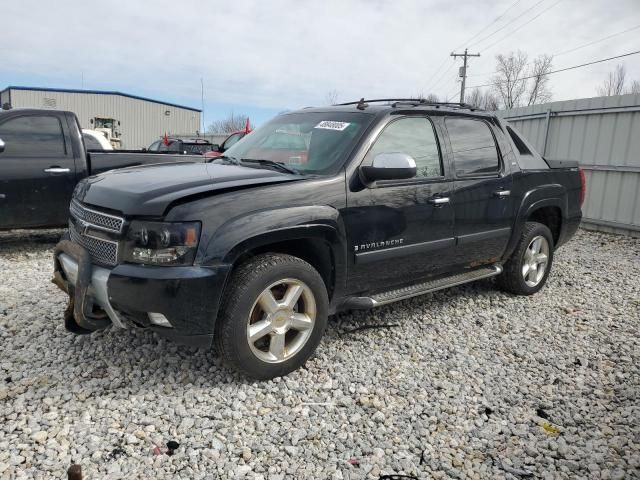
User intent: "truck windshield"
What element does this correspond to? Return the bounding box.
[215,112,372,174]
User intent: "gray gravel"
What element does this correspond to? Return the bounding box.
[0,229,638,479]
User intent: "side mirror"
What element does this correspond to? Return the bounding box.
[210,144,220,152]
[360,153,417,182]
[0,138,5,153]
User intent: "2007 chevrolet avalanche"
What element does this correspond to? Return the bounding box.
[53,99,584,379]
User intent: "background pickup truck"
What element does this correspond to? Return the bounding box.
[0,109,205,229]
[53,99,584,379]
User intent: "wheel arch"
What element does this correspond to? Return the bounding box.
[503,185,567,262]
[202,206,348,307]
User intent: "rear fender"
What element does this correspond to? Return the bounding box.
[503,185,567,261]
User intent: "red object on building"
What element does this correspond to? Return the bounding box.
[162,131,170,146]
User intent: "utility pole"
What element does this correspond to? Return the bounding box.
[200,78,205,136]
[450,48,480,103]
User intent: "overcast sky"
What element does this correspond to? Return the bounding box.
[2,0,639,126]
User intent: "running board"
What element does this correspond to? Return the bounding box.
[343,265,503,309]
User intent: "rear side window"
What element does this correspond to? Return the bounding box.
[446,117,499,176]
[0,115,66,156]
[159,140,181,153]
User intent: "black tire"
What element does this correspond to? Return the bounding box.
[497,221,554,295]
[215,253,328,379]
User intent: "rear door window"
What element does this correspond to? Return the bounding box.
[446,117,500,177]
[0,115,66,156]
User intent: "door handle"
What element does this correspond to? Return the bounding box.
[494,190,511,197]
[44,167,71,173]
[428,196,450,205]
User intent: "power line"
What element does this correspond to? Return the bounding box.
[425,0,527,95]
[433,71,461,100]
[451,0,524,51]
[424,57,450,91]
[467,50,640,89]
[468,0,546,49]
[480,0,565,52]
[427,61,457,93]
[446,89,460,102]
[467,23,640,78]
[554,24,640,56]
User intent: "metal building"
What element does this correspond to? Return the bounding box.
[499,93,640,237]
[0,86,201,149]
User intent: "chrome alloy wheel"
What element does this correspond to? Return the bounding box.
[522,235,550,287]
[246,278,316,363]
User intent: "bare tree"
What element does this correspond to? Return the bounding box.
[467,88,500,110]
[466,88,483,108]
[629,80,640,94]
[207,112,249,134]
[412,90,440,102]
[491,51,554,108]
[483,91,500,111]
[598,64,627,96]
[527,54,553,105]
[324,89,339,105]
[492,51,528,109]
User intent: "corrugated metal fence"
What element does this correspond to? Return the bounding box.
[499,93,640,236]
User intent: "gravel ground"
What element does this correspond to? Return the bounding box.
[0,229,638,480]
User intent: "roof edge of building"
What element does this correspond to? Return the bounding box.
[1,85,201,112]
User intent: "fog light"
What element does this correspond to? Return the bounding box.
[148,312,172,328]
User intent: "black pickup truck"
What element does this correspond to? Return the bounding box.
[53,99,583,379]
[0,109,204,229]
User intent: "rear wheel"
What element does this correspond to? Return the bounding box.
[497,221,554,295]
[215,253,328,379]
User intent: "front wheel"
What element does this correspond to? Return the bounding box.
[215,253,328,379]
[497,221,554,295]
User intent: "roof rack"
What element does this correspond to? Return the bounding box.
[337,98,481,111]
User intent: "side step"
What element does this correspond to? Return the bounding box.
[343,265,503,309]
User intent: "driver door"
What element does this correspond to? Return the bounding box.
[0,113,76,228]
[343,115,456,294]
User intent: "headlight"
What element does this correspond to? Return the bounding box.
[122,221,201,266]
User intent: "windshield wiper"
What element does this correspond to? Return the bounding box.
[240,158,300,175]
[210,154,241,165]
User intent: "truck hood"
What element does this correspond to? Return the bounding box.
[75,162,301,216]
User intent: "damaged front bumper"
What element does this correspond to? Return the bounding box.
[52,239,230,348]
[53,240,114,333]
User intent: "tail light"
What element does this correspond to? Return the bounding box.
[578,167,586,208]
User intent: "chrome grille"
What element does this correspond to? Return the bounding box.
[70,200,124,233]
[68,200,123,267]
[69,222,119,266]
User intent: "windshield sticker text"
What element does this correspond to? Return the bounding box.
[314,121,351,131]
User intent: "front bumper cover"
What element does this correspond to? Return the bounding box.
[53,240,231,348]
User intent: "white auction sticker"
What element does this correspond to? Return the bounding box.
[314,121,351,131]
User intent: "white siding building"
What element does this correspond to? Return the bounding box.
[0,86,201,149]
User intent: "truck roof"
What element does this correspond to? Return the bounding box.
[0,108,75,116]
[294,98,495,117]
